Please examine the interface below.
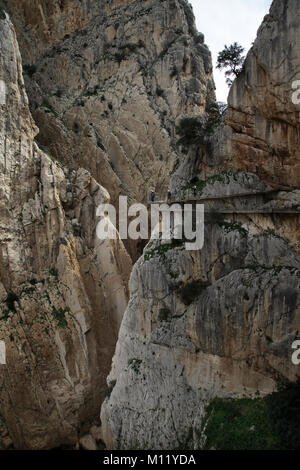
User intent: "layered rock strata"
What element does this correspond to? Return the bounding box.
[101,0,300,450]
[0,13,131,449]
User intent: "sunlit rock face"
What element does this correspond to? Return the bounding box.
[0,0,215,449]
[1,0,299,451]
[101,0,300,450]
[0,13,131,449]
[6,0,215,209]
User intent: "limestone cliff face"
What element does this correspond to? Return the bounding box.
[2,0,94,63]
[0,13,131,449]
[1,0,299,452]
[7,0,215,211]
[101,213,300,450]
[173,0,300,189]
[222,0,300,187]
[0,0,215,449]
[101,0,300,450]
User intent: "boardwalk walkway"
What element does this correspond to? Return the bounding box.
[147,186,300,214]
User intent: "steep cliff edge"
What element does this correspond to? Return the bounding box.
[0,13,131,449]
[6,0,215,212]
[101,0,300,450]
[1,0,299,451]
[221,0,300,187]
[0,0,216,449]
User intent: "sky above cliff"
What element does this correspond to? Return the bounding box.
[189,0,273,102]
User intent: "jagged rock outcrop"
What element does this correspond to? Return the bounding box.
[1,0,299,451]
[101,218,300,449]
[220,0,300,187]
[101,0,300,450]
[174,0,300,189]
[6,0,215,213]
[0,13,131,449]
[1,0,95,63]
[0,0,216,449]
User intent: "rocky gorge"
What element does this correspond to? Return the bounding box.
[0,0,299,451]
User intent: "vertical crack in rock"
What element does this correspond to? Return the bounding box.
[0,0,299,451]
[101,0,300,450]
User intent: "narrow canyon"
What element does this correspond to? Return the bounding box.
[0,0,299,450]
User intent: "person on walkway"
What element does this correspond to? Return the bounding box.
[193,185,197,198]
[167,189,172,202]
[151,189,155,202]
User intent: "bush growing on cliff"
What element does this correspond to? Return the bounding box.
[114,42,144,64]
[51,306,69,328]
[41,99,59,118]
[206,101,227,131]
[176,116,206,148]
[179,280,208,305]
[144,238,184,261]
[156,87,164,97]
[158,307,171,322]
[217,42,245,86]
[128,358,142,374]
[176,102,226,150]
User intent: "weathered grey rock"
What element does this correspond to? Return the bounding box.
[0,0,216,450]
[0,13,131,449]
[1,0,300,452]
[101,220,300,449]
[101,0,300,450]
[6,0,215,214]
[223,0,300,187]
